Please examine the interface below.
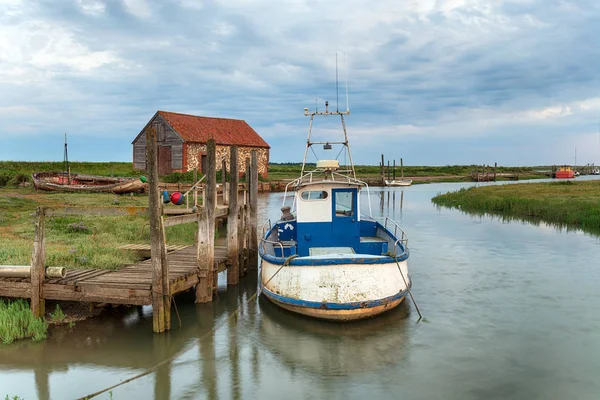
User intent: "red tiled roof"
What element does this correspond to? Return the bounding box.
[158,111,270,148]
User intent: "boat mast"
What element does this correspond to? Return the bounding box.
[63,133,71,184]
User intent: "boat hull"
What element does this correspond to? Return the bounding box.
[385,179,412,187]
[32,172,147,194]
[260,257,410,321]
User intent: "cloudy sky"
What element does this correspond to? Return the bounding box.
[1,0,600,166]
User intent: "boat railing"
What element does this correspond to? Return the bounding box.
[384,217,409,250]
[259,237,284,258]
[261,218,272,236]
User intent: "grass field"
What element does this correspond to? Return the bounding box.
[0,187,197,269]
[0,161,548,185]
[432,180,600,235]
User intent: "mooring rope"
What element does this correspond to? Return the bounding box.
[78,256,296,400]
[394,256,423,321]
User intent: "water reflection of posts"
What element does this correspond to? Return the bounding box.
[35,367,50,400]
[198,305,217,400]
[379,191,384,212]
[154,362,172,400]
[228,285,242,400]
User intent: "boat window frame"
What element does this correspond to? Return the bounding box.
[299,189,329,202]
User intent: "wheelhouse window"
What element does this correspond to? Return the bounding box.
[335,192,354,216]
[301,190,329,201]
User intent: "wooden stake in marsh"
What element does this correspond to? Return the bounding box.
[228,146,240,285]
[147,126,171,333]
[30,206,46,318]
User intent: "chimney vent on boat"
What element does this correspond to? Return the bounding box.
[325,101,329,113]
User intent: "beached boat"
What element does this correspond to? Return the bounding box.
[385,179,413,187]
[259,102,411,321]
[32,172,146,194]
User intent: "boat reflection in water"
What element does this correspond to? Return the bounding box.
[257,296,411,376]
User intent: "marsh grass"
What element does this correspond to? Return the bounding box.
[50,304,66,323]
[0,299,48,344]
[432,180,600,235]
[0,187,197,269]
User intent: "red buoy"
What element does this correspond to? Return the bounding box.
[170,192,185,205]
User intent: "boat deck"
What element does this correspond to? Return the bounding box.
[0,246,231,305]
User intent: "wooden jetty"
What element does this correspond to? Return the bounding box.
[0,132,260,333]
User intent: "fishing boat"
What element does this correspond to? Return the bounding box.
[259,101,411,321]
[32,172,146,194]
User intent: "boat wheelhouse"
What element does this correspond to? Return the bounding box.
[259,102,412,321]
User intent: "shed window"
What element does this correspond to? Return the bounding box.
[301,190,329,201]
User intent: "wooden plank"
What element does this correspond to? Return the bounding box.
[163,213,199,228]
[46,206,148,217]
[30,207,46,317]
[43,284,152,305]
[170,274,200,295]
[0,281,32,298]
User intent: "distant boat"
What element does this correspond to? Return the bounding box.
[555,166,575,179]
[385,179,413,187]
[32,172,146,194]
[591,168,600,175]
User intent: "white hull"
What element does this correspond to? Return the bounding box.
[385,179,412,187]
[260,257,409,321]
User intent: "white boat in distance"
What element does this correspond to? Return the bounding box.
[259,101,412,321]
[385,179,413,187]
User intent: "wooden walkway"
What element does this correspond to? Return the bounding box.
[0,246,231,306]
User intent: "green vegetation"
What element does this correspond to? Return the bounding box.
[432,180,600,235]
[0,187,197,269]
[50,304,66,323]
[0,161,139,187]
[0,299,48,344]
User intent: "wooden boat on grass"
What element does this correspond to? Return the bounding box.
[259,102,411,321]
[32,172,147,194]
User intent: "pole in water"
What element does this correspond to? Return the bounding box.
[395,257,423,321]
[336,51,339,112]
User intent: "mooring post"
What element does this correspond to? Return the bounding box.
[30,206,46,318]
[147,127,170,333]
[238,204,246,277]
[249,150,259,268]
[380,154,385,186]
[387,160,390,181]
[221,158,227,205]
[196,140,216,303]
[227,146,240,285]
[494,162,497,182]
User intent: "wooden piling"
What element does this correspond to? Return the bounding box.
[238,205,246,278]
[393,159,396,180]
[494,162,497,182]
[30,206,46,318]
[222,158,228,205]
[248,150,259,269]
[380,154,385,186]
[193,169,198,208]
[227,146,240,285]
[196,140,216,302]
[147,127,170,333]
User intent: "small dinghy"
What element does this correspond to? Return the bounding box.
[259,102,411,321]
[32,172,146,194]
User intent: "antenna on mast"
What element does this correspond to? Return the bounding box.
[344,52,349,113]
[336,52,339,112]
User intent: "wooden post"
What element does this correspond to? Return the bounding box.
[196,139,216,303]
[387,160,390,181]
[193,169,198,208]
[147,127,170,333]
[30,206,46,317]
[400,158,404,179]
[227,146,239,285]
[222,158,227,205]
[393,159,396,180]
[249,150,259,269]
[380,154,385,186]
[494,162,497,182]
[238,205,246,278]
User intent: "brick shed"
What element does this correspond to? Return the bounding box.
[132,111,270,177]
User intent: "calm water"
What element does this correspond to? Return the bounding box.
[2,179,600,400]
